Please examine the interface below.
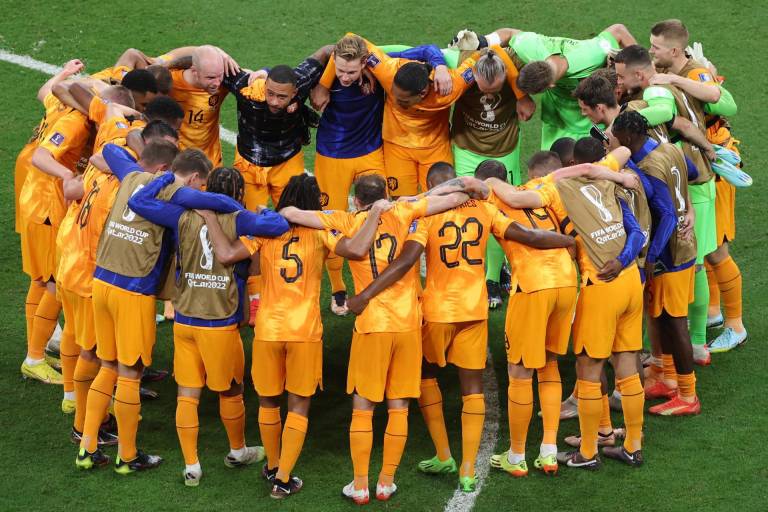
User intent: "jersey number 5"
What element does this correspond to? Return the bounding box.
[438,218,483,268]
[280,237,303,283]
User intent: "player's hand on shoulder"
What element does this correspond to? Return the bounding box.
[649,73,677,86]
[619,170,641,190]
[360,68,377,95]
[310,84,330,112]
[433,65,453,96]
[370,198,394,214]
[248,69,268,85]
[215,46,240,76]
[63,59,84,77]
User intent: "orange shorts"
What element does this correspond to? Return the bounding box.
[422,320,487,370]
[173,322,245,392]
[234,149,305,210]
[15,143,35,234]
[382,141,453,197]
[505,286,577,369]
[572,265,643,359]
[59,286,96,351]
[347,328,421,402]
[251,340,322,397]
[647,265,695,319]
[714,178,735,244]
[315,149,385,210]
[21,220,57,282]
[92,279,157,366]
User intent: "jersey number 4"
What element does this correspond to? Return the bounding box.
[438,218,483,268]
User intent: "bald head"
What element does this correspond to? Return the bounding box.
[191,45,224,94]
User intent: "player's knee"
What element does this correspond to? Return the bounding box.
[222,380,244,397]
[258,394,281,408]
[705,244,729,265]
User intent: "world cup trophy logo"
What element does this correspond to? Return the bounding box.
[670,166,687,213]
[121,183,145,222]
[199,226,214,270]
[579,185,613,222]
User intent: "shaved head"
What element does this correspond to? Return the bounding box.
[191,45,224,94]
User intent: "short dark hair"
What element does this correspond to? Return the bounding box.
[612,110,649,136]
[527,151,562,174]
[394,62,431,95]
[140,139,179,168]
[146,64,172,95]
[573,75,618,108]
[121,69,158,94]
[549,137,576,165]
[141,120,178,142]
[267,65,297,87]
[474,159,507,181]
[276,173,321,211]
[517,61,554,95]
[650,19,689,48]
[144,96,184,125]
[591,67,618,90]
[573,137,607,164]
[171,148,212,179]
[614,45,653,69]
[353,174,388,206]
[426,161,455,187]
[207,167,245,204]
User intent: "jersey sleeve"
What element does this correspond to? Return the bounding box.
[494,46,526,100]
[510,32,554,63]
[294,57,325,100]
[221,69,251,94]
[126,172,185,229]
[643,174,676,264]
[388,44,447,69]
[38,112,88,161]
[235,209,290,237]
[239,236,260,256]
[169,187,243,214]
[532,179,559,208]
[103,143,142,180]
[487,202,514,238]
[237,79,267,102]
[319,229,340,253]
[639,86,676,126]
[402,197,429,222]
[318,54,337,89]
[360,36,402,90]
[405,215,429,246]
[314,209,354,234]
[598,154,621,172]
[616,199,644,268]
[88,97,109,125]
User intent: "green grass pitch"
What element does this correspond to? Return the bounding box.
[0,1,766,510]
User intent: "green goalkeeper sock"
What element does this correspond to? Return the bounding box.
[485,236,505,283]
[689,267,710,346]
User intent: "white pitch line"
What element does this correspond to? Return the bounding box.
[444,347,500,512]
[0,49,238,146]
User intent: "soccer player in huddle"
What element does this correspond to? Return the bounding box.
[281,174,471,503]
[485,159,646,469]
[311,34,449,315]
[126,167,288,487]
[451,24,636,148]
[75,145,243,472]
[346,163,576,491]
[648,19,746,351]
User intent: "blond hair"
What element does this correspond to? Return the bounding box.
[651,19,689,49]
[334,35,368,62]
[475,48,506,84]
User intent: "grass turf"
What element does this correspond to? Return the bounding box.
[0,1,766,510]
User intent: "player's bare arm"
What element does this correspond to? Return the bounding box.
[196,209,252,264]
[503,222,575,249]
[549,163,641,190]
[347,240,424,315]
[37,58,83,102]
[672,116,716,160]
[649,73,720,103]
[424,191,471,215]
[334,199,394,260]
[484,177,543,209]
[605,24,637,48]
[449,28,521,50]
[114,48,153,69]
[278,207,325,229]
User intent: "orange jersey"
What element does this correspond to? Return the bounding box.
[252,226,337,342]
[169,69,227,166]
[489,187,576,293]
[408,198,513,322]
[317,199,428,333]
[344,36,477,150]
[90,65,131,83]
[19,107,93,227]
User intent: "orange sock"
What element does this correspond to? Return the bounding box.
[712,256,742,321]
[599,394,612,431]
[677,372,697,399]
[705,261,720,312]
[326,253,346,294]
[176,396,200,465]
[379,408,408,487]
[258,406,282,470]
[616,374,644,453]
[28,290,60,360]
[576,380,602,459]
[24,282,45,345]
[350,409,373,490]
[276,412,308,482]
[220,394,246,451]
[114,376,141,461]
[460,393,485,478]
[537,361,561,445]
[81,366,117,452]
[59,325,78,393]
[507,378,533,455]
[73,356,100,433]
[662,354,678,385]
[418,378,451,461]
